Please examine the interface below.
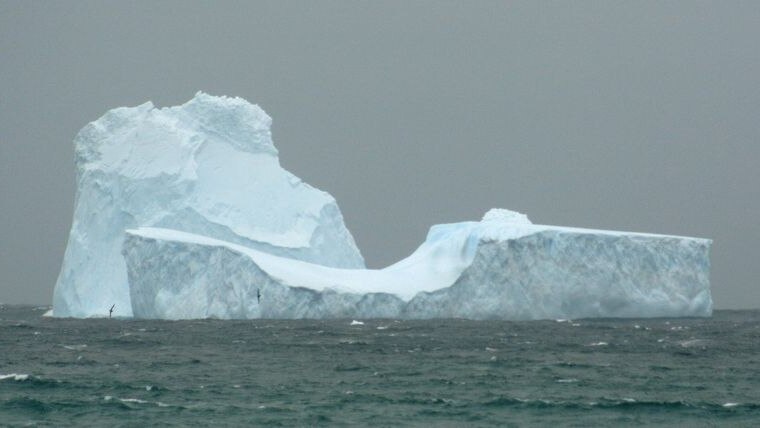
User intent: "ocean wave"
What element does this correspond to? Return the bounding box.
[62,344,88,351]
[1,396,51,413]
[0,373,30,381]
[103,395,176,409]
[483,396,760,412]
[0,373,64,389]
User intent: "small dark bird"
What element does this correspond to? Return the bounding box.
[257,289,261,304]
[109,304,115,318]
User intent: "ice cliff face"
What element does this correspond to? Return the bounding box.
[406,228,711,319]
[54,93,712,320]
[122,209,711,320]
[53,93,364,317]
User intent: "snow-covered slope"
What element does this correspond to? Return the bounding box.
[123,209,712,320]
[53,93,364,317]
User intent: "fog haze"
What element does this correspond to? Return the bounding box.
[1,1,758,308]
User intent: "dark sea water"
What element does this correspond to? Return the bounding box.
[1,306,759,427]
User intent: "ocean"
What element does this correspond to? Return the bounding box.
[1,305,759,427]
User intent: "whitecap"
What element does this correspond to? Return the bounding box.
[120,398,149,404]
[376,326,388,330]
[588,342,608,347]
[723,402,740,408]
[0,373,29,381]
[678,339,707,348]
[557,378,578,383]
[63,344,87,351]
[106,396,172,407]
[350,320,364,326]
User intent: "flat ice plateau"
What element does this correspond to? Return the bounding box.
[55,93,712,319]
[123,209,711,320]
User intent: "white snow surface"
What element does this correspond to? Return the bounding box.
[124,221,480,302]
[53,93,364,317]
[123,210,712,320]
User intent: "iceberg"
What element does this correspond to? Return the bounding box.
[122,209,711,320]
[53,93,364,317]
[54,93,712,320]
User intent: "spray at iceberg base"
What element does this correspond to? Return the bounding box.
[54,93,712,320]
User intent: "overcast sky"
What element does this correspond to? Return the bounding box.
[1,1,758,308]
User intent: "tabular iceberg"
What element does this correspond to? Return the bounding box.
[122,209,711,320]
[53,93,364,317]
[54,93,712,320]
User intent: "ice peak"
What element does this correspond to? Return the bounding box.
[54,93,365,317]
[179,92,276,156]
[481,208,532,225]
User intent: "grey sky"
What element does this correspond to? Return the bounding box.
[1,1,758,308]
